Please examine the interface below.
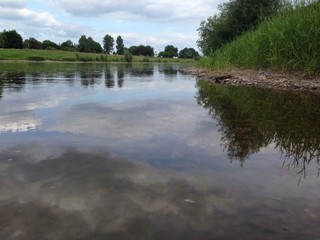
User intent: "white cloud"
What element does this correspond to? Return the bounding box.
[0,3,86,41]
[45,99,223,155]
[47,102,201,140]
[0,0,225,49]
[57,0,223,22]
[0,118,41,133]
[0,7,60,28]
[0,0,26,8]
[0,146,240,238]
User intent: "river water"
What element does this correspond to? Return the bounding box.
[0,63,319,239]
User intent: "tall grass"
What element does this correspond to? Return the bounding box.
[205,1,320,74]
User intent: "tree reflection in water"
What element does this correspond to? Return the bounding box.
[0,80,3,99]
[0,71,26,95]
[196,80,320,180]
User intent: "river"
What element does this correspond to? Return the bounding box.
[0,62,319,239]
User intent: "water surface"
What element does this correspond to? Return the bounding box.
[0,63,319,239]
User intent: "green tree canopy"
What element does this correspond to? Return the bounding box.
[116,35,124,54]
[103,34,114,54]
[60,40,76,51]
[128,45,154,56]
[78,35,89,52]
[0,33,4,48]
[158,45,178,58]
[2,30,23,49]
[178,48,199,59]
[25,37,43,49]
[42,40,59,50]
[78,35,102,53]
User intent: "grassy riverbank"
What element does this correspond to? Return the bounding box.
[0,48,195,63]
[200,1,320,75]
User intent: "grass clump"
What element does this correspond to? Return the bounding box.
[206,1,320,74]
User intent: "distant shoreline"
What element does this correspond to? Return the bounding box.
[0,49,195,64]
[0,60,193,64]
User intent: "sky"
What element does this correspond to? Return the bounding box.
[0,0,225,53]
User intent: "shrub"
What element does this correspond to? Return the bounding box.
[124,50,133,62]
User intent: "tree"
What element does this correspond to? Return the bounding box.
[144,45,154,57]
[158,45,178,58]
[60,40,76,51]
[0,33,4,48]
[165,45,178,58]
[128,45,154,56]
[158,51,168,58]
[116,35,124,54]
[78,35,103,53]
[179,48,199,59]
[78,35,89,52]
[27,37,42,49]
[23,39,29,49]
[90,38,103,53]
[42,40,59,50]
[103,34,114,54]
[2,30,23,49]
[128,46,137,55]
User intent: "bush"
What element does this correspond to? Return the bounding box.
[124,50,133,62]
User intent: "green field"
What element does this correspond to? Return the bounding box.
[0,48,195,63]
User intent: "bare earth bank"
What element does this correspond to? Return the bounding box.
[181,67,320,95]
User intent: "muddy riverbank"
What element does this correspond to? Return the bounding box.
[181,67,320,94]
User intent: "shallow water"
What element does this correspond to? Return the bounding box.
[0,62,319,239]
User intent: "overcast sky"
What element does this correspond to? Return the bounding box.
[0,0,226,52]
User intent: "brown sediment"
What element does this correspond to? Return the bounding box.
[181,67,320,94]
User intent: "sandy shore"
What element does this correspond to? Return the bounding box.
[181,67,320,95]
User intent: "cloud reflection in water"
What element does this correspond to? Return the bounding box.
[1,147,319,239]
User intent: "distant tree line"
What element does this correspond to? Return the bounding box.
[128,45,154,57]
[0,29,199,59]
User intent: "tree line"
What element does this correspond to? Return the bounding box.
[0,30,199,59]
